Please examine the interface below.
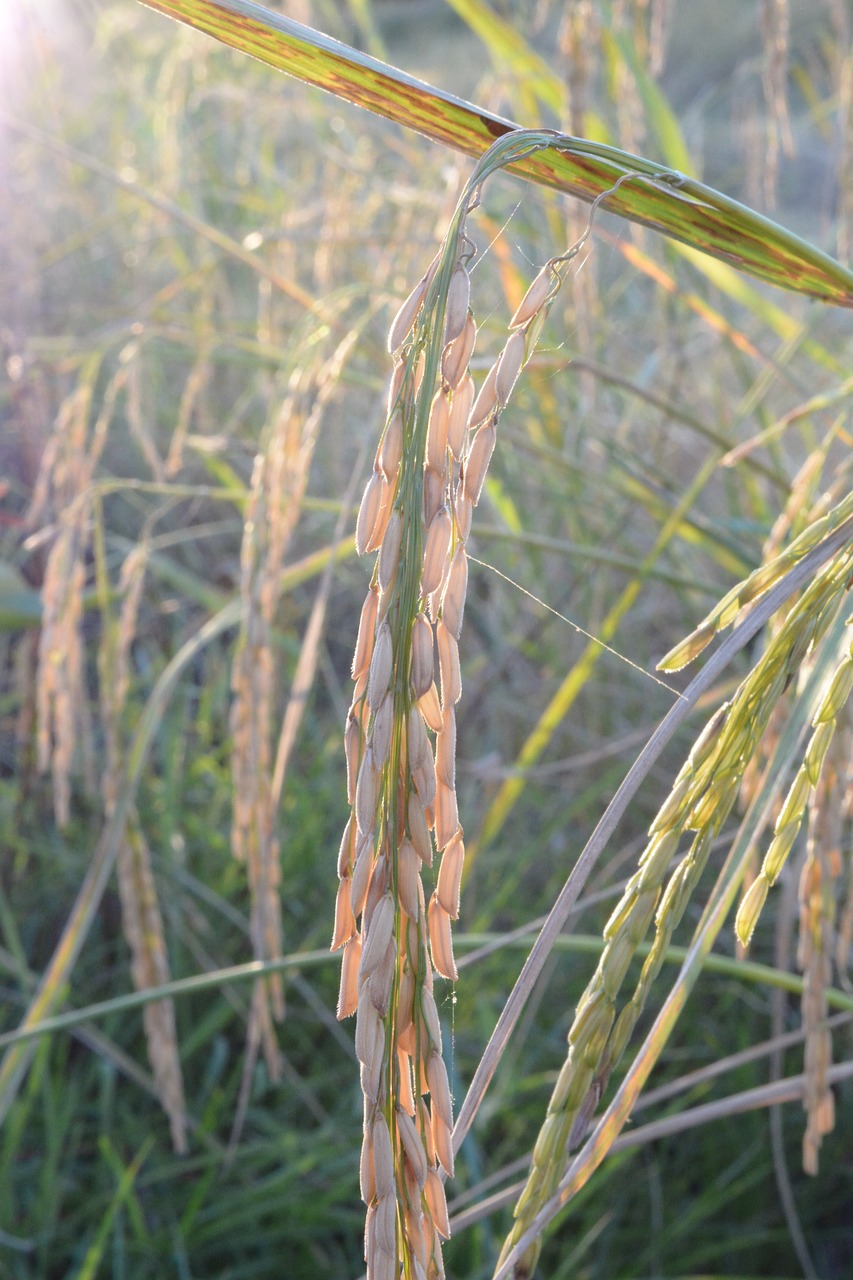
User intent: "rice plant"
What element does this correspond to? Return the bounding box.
[3,1,853,1277]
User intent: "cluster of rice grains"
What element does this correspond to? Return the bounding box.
[331,159,564,1280]
[499,491,853,1279]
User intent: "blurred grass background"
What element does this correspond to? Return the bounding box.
[1,0,853,1276]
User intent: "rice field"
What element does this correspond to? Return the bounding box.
[1,1,853,1277]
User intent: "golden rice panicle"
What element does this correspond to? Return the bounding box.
[659,489,853,673]
[34,368,126,828]
[737,624,853,948]
[798,707,847,1174]
[502,538,853,1279]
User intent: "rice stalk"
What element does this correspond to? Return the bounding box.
[30,355,125,826]
[500,499,853,1278]
[96,536,188,1154]
[230,363,324,1076]
[759,0,794,208]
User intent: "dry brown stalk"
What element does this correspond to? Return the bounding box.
[31,361,124,826]
[230,360,328,1076]
[98,541,188,1153]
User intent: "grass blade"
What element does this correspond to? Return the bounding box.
[136,0,853,306]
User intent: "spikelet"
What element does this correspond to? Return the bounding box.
[441,547,468,639]
[388,275,428,355]
[447,375,474,458]
[509,262,555,328]
[462,421,497,506]
[422,507,452,596]
[379,411,403,480]
[443,265,470,345]
[442,311,476,389]
[495,330,526,406]
[469,364,498,428]
[427,391,450,471]
[356,470,386,556]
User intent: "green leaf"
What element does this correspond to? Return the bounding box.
[137,0,853,307]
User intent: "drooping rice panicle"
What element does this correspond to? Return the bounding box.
[334,130,589,1280]
[797,703,848,1174]
[500,531,853,1280]
[659,489,853,672]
